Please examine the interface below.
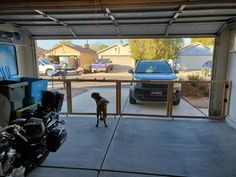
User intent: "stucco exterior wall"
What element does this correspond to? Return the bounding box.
[98,44,131,56]
[98,44,135,69]
[178,55,212,70]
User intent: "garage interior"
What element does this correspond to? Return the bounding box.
[1,0,236,177]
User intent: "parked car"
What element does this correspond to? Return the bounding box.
[91,58,113,73]
[128,60,181,105]
[38,58,59,76]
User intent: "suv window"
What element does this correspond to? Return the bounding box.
[135,61,172,74]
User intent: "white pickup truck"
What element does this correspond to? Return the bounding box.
[38,58,59,76]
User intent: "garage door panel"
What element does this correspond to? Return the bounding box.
[108,56,135,71]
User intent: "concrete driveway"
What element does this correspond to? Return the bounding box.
[60,85,207,117]
[45,70,208,117]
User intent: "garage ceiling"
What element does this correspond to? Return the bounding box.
[0,0,236,39]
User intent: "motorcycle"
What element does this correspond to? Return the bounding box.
[0,91,67,177]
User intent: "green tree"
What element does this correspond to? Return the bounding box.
[129,39,183,61]
[90,42,109,51]
[191,38,214,46]
[129,39,145,61]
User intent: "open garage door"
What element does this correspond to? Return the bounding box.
[0,1,236,39]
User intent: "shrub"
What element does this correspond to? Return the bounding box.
[181,75,210,98]
[187,74,201,87]
[187,74,200,81]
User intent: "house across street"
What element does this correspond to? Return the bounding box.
[97,43,135,72]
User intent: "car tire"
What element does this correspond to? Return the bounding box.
[46,69,53,76]
[173,98,180,105]
[129,91,136,104]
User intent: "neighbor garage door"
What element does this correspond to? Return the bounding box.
[179,56,212,70]
[108,56,135,72]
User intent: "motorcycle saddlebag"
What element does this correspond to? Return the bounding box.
[47,127,67,152]
[41,91,64,112]
[54,91,64,112]
[41,91,56,111]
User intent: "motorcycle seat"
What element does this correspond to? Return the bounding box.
[24,118,45,139]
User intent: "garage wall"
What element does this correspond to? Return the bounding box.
[226,26,236,128]
[0,24,36,77]
[179,55,212,70]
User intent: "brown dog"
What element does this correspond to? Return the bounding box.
[91,92,109,127]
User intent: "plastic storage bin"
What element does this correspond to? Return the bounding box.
[0,80,28,113]
[18,77,48,106]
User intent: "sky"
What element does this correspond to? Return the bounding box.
[36,38,191,50]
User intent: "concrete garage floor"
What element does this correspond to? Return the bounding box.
[28,116,236,177]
